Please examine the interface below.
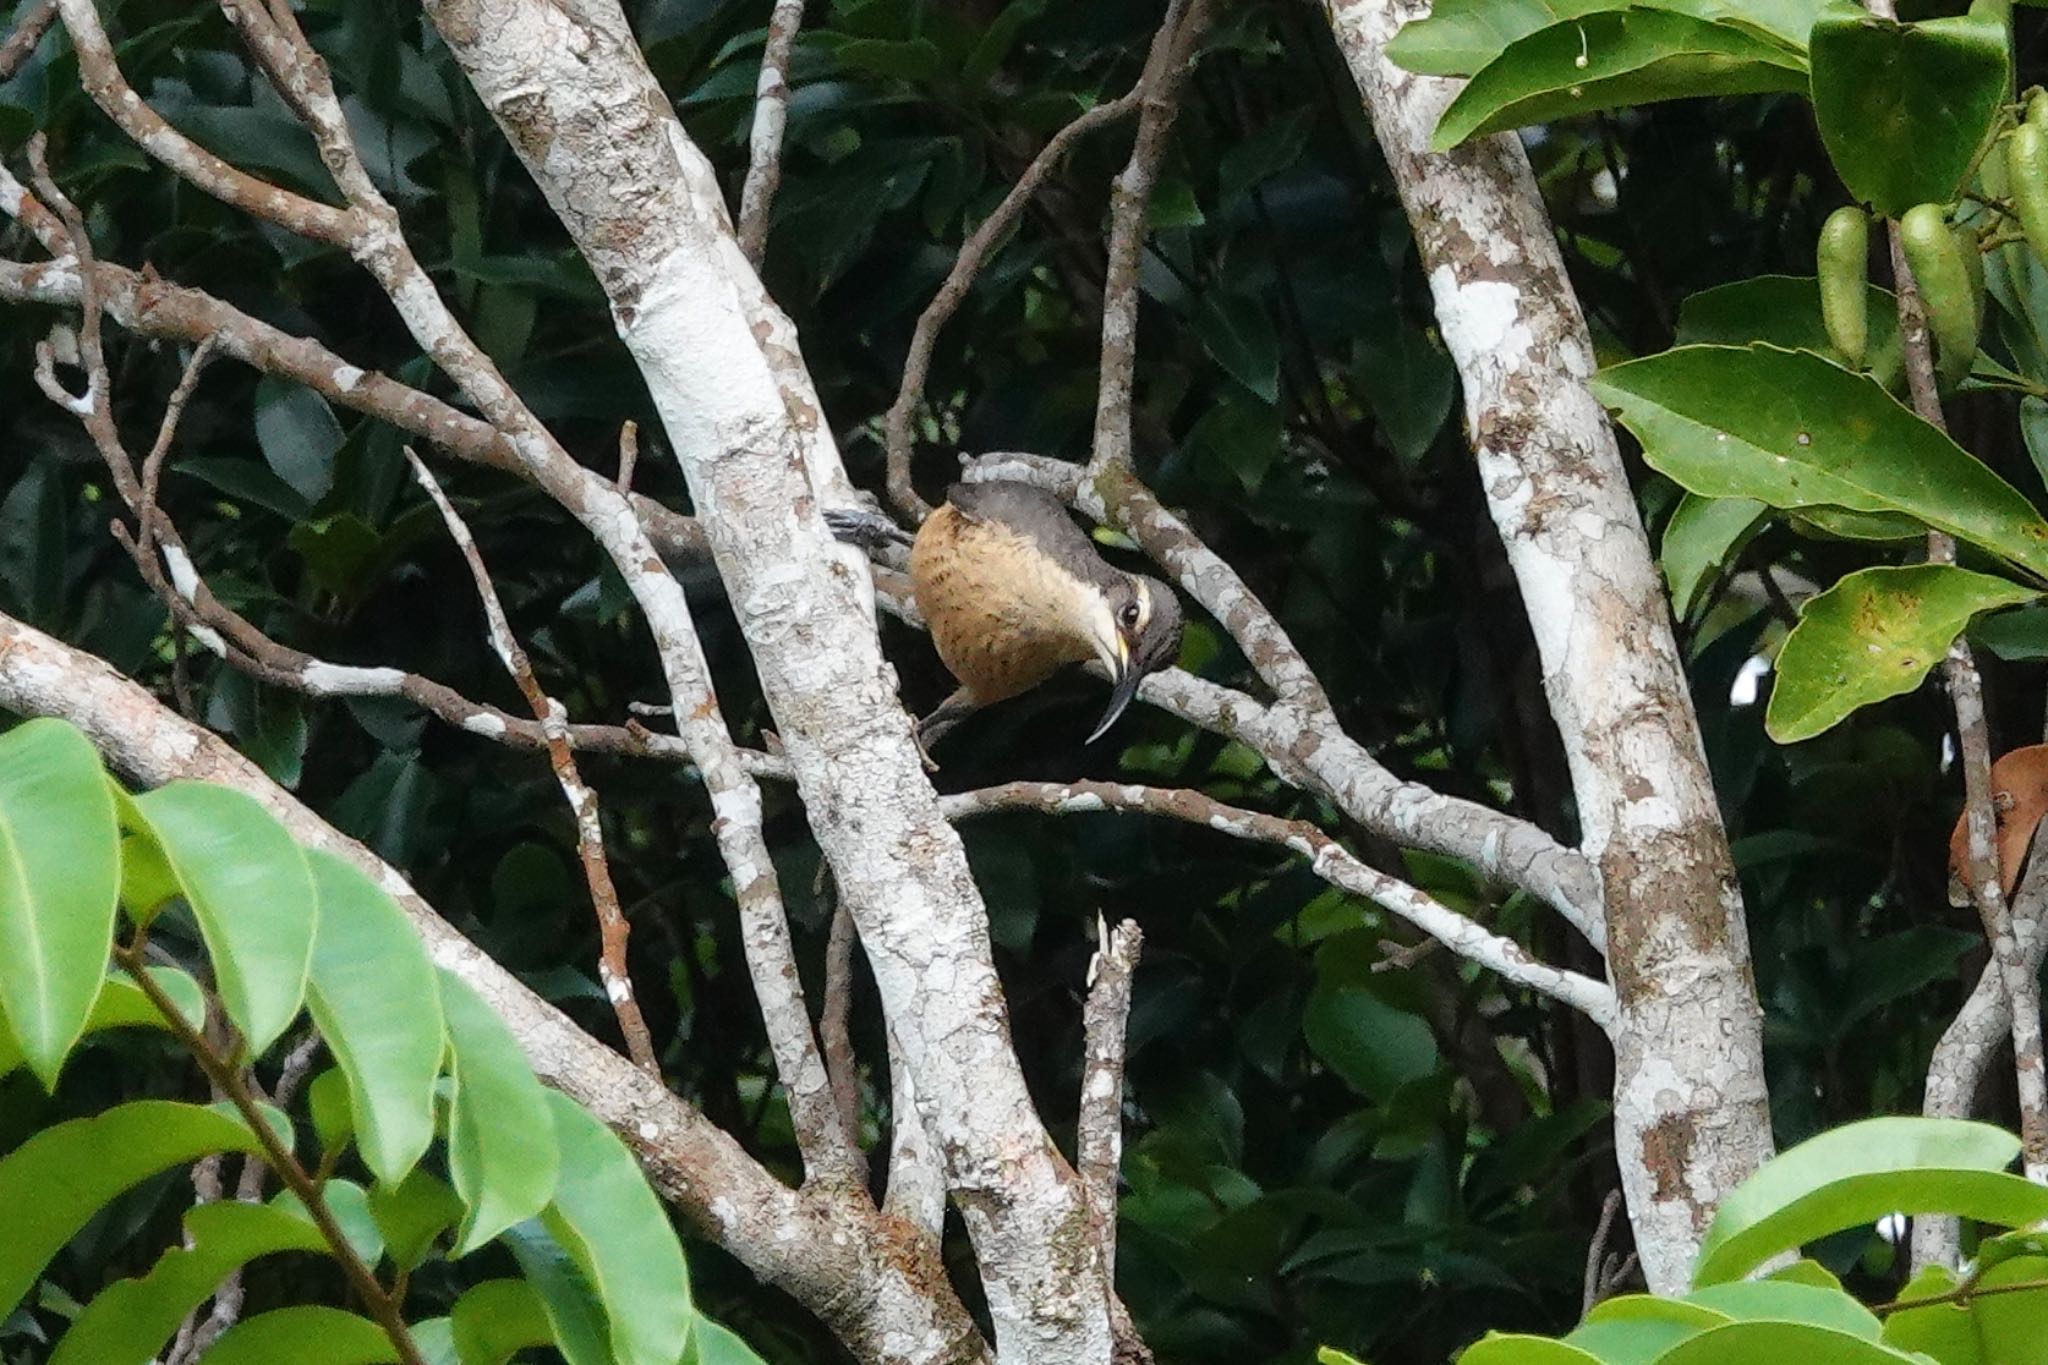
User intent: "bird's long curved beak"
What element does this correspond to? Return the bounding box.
[1087,639,1141,744]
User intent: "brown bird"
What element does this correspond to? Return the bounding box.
[828,481,1184,754]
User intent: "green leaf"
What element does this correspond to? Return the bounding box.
[1661,494,1766,619]
[962,0,1045,86]
[369,1170,463,1271]
[1589,345,2048,577]
[0,968,205,1078]
[1457,1334,1605,1364]
[1973,603,2048,659]
[501,1221,612,1365]
[1193,294,1280,403]
[304,851,443,1185]
[441,970,559,1254]
[1685,1280,1882,1336]
[1675,275,1901,383]
[1218,108,1313,205]
[1430,11,1806,151]
[191,1306,396,1364]
[1655,1321,1924,1364]
[0,1102,264,1317]
[1809,2,2010,218]
[1387,0,1612,77]
[539,1090,693,1365]
[830,37,942,81]
[48,1203,326,1365]
[450,1279,555,1365]
[310,1066,356,1159]
[1303,985,1439,1100]
[273,1179,384,1267]
[1562,1315,1707,1364]
[1694,1116,2042,1285]
[0,719,119,1087]
[1766,566,2038,742]
[174,457,315,521]
[126,783,317,1056]
[687,1316,773,1365]
[1187,394,1281,493]
[1882,1265,1978,1365]
[254,377,345,504]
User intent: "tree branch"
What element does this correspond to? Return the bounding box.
[405,449,661,1075]
[736,0,805,266]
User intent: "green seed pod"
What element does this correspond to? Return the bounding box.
[1956,221,1986,334]
[1817,206,1870,368]
[2009,124,2048,267]
[2029,88,2048,131]
[1899,203,1979,389]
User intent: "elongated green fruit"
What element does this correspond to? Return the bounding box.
[1899,203,1978,388]
[1956,222,1986,334]
[2011,125,2048,267]
[2029,89,2048,131]
[1817,207,1869,368]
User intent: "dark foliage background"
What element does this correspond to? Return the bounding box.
[3,0,2042,1360]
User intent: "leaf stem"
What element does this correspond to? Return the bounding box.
[116,942,427,1365]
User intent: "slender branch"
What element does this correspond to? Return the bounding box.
[881,51,1160,521]
[0,0,56,83]
[821,882,863,1162]
[736,0,805,265]
[1886,218,2048,1180]
[1089,0,1210,479]
[404,449,660,1075]
[940,779,1616,1026]
[1078,917,1141,1277]
[116,944,426,1365]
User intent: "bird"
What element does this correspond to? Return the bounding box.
[827,480,1184,757]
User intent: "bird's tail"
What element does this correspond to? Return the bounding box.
[824,505,914,551]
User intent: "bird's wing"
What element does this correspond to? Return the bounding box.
[944,481,1110,581]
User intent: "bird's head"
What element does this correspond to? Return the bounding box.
[1086,573,1184,743]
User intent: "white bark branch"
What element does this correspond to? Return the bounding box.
[1318,0,1771,1292]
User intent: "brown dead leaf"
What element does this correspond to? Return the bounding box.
[1949,743,2048,906]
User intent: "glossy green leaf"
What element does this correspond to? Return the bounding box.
[1656,1321,1922,1364]
[1589,346,2048,577]
[0,967,204,1078]
[1766,566,2037,742]
[1881,1264,1976,1365]
[310,1066,355,1159]
[1971,1254,2048,1355]
[192,1306,396,1365]
[1973,603,2048,660]
[49,1202,326,1365]
[1675,276,1901,385]
[441,970,558,1253]
[1561,1315,1704,1364]
[540,1090,693,1365]
[1430,11,1806,151]
[1661,494,1766,619]
[0,718,119,1087]
[1386,0,1609,76]
[450,1279,554,1365]
[1193,294,1280,403]
[304,851,442,1185]
[369,1170,463,1271]
[127,783,317,1056]
[1685,1280,1882,1336]
[253,376,344,504]
[1303,985,1439,1100]
[1694,1116,2036,1284]
[1810,2,2010,217]
[273,1180,383,1267]
[1457,1334,1605,1365]
[688,1317,773,1365]
[0,1102,263,1316]
[502,1221,612,1365]
[413,1319,460,1365]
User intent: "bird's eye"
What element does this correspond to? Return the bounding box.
[1119,602,1141,628]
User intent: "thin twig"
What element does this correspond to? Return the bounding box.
[0,0,56,84]
[940,778,1615,1026]
[820,870,862,1163]
[403,448,660,1076]
[1887,218,2048,1179]
[736,0,805,265]
[1089,0,1211,479]
[1583,1190,1626,1315]
[880,54,1161,520]
[615,418,640,494]
[116,944,427,1365]
[136,335,219,560]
